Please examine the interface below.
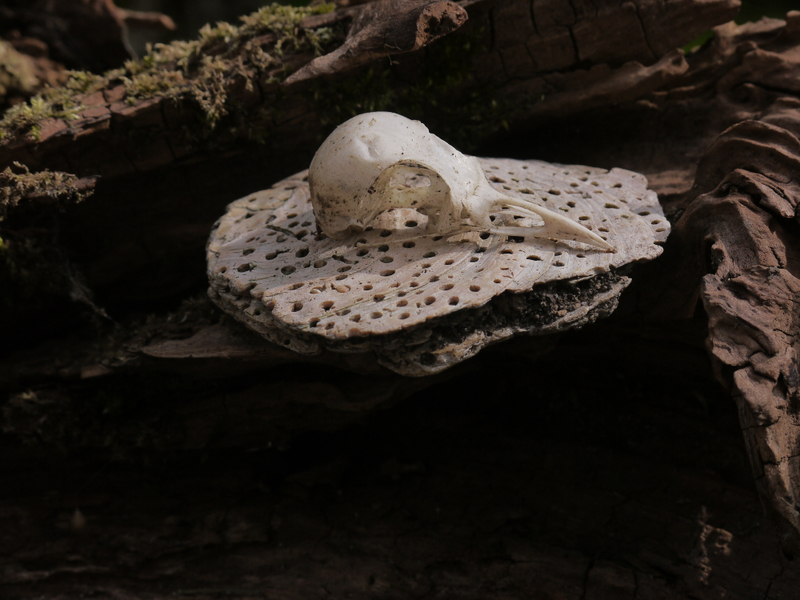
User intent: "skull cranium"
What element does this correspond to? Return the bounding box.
[308,112,612,251]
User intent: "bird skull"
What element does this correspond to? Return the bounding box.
[308,112,612,250]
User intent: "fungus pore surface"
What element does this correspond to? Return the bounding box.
[207,157,668,375]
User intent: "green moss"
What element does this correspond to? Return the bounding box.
[395,30,509,149]
[0,41,41,100]
[0,162,92,217]
[0,64,115,140]
[0,3,507,153]
[240,3,335,37]
[124,70,186,104]
[306,27,510,151]
[0,2,340,144]
[0,93,82,141]
[118,2,340,130]
[311,67,396,127]
[127,2,337,84]
[63,70,107,95]
[199,21,240,45]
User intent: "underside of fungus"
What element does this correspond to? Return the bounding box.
[207,150,669,375]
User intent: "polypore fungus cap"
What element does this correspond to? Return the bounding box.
[207,113,669,375]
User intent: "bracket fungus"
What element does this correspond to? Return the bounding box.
[207,112,669,375]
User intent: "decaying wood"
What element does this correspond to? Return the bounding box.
[0,0,738,182]
[285,0,468,84]
[3,0,800,596]
[0,0,740,314]
[662,106,800,550]
[2,349,799,599]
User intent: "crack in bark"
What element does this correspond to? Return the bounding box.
[630,0,658,61]
[580,557,596,600]
[528,0,540,37]
[158,101,178,165]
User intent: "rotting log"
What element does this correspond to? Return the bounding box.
[2,0,800,596]
[0,0,738,306]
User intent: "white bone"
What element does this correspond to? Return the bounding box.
[308,112,612,251]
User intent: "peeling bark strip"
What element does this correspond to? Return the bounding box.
[669,114,800,550]
[285,0,469,84]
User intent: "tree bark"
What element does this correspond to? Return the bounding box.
[2,0,800,597]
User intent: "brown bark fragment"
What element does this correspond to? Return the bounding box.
[671,116,800,547]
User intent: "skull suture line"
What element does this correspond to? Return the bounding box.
[309,112,613,251]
